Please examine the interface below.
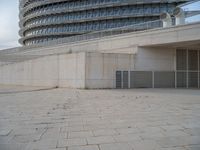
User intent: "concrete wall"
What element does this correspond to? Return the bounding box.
[0,55,58,87]
[135,47,176,71]
[58,52,86,88]
[0,53,86,88]
[85,53,134,88]
[0,49,176,89]
[84,48,176,88]
[0,52,135,89]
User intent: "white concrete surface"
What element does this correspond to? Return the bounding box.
[0,55,58,87]
[85,53,134,88]
[0,52,134,89]
[0,87,200,150]
[135,47,176,71]
[0,53,86,88]
[58,53,86,88]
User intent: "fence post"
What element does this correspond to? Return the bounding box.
[175,71,177,88]
[186,49,189,88]
[175,49,177,88]
[152,71,154,88]
[198,50,200,88]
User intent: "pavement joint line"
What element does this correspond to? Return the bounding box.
[1,88,200,149]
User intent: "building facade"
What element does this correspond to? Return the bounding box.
[1,21,200,89]
[19,0,188,46]
[0,0,198,89]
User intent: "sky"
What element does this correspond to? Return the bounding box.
[182,0,200,22]
[0,0,19,50]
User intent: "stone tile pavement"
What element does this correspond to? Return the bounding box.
[0,86,200,150]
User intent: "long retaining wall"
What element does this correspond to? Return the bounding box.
[0,55,58,87]
[0,52,135,88]
[0,53,86,88]
[0,46,176,89]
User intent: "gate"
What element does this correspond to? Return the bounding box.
[176,49,200,88]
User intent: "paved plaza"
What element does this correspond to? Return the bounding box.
[0,86,200,150]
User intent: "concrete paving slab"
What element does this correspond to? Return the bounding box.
[0,87,200,150]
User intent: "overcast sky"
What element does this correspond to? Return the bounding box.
[0,0,19,50]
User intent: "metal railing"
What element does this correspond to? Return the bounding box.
[29,7,200,48]
[116,70,200,89]
[21,0,187,16]
[24,19,163,47]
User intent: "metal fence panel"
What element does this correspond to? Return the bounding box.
[154,71,175,88]
[176,49,187,71]
[199,72,200,88]
[123,71,129,89]
[188,50,198,71]
[130,71,152,88]
[116,71,122,89]
[188,72,198,88]
[116,70,199,89]
[176,72,187,88]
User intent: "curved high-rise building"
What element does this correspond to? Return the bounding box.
[19,0,188,46]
